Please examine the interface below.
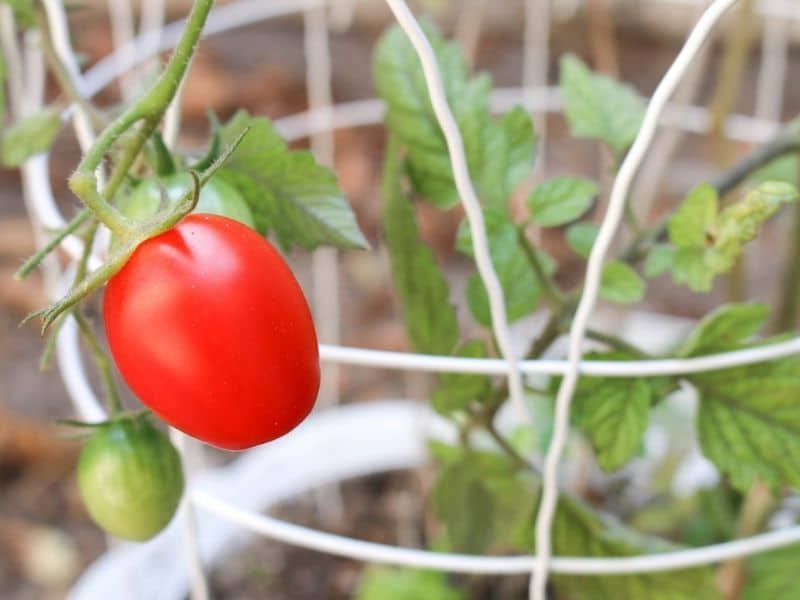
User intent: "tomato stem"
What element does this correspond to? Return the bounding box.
[67,0,215,235]
[15,208,93,280]
[517,225,567,311]
[74,310,123,415]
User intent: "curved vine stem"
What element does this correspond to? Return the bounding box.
[67,0,215,236]
[24,0,232,332]
[74,310,123,415]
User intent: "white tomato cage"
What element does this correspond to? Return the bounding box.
[2,0,799,599]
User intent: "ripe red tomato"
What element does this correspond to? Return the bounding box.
[103,214,320,450]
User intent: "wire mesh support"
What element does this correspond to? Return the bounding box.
[383,0,531,425]
[530,1,741,598]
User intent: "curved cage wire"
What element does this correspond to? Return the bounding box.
[3,0,800,598]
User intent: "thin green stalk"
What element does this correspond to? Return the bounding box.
[470,307,569,475]
[74,311,123,415]
[584,328,650,357]
[517,226,566,309]
[74,221,99,282]
[102,118,160,203]
[485,419,535,471]
[527,311,563,359]
[15,208,92,279]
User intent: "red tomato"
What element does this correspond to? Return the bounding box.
[103,214,320,450]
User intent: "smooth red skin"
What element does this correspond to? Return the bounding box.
[104,214,320,451]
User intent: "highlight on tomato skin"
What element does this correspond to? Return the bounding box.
[103,213,321,451]
[77,414,184,542]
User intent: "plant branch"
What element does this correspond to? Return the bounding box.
[527,311,563,359]
[517,226,566,309]
[15,209,93,279]
[584,328,651,357]
[74,310,123,415]
[620,117,800,263]
[717,480,774,599]
[486,418,536,472]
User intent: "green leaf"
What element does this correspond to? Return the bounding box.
[549,495,721,600]
[458,210,555,326]
[381,137,459,355]
[643,244,674,278]
[559,54,645,157]
[743,544,800,600]
[498,107,538,200]
[356,568,465,600]
[431,341,492,415]
[571,352,675,471]
[667,182,799,292]
[528,176,598,227]
[575,377,650,471]
[679,303,769,357]
[216,110,367,251]
[566,221,599,259]
[668,184,718,248]
[672,246,714,292]
[373,23,536,209]
[431,460,494,553]
[750,154,799,187]
[1,108,61,167]
[600,261,645,304]
[694,355,800,491]
[680,487,737,547]
[431,447,535,553]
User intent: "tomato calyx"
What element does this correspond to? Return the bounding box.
[58,409,152,431]
[114,172,255,244]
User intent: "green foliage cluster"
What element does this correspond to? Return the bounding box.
[368,21,800,600]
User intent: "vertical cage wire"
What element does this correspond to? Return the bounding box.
[531,0,740,596]
[383,0,531,427]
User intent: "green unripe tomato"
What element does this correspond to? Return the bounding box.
[77,415,184,542]
[118,173,255,229]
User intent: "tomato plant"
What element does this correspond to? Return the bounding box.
[77,414,184,541]
[117,173,255,230]
[8,0,800,597]
[103,214,320,450]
